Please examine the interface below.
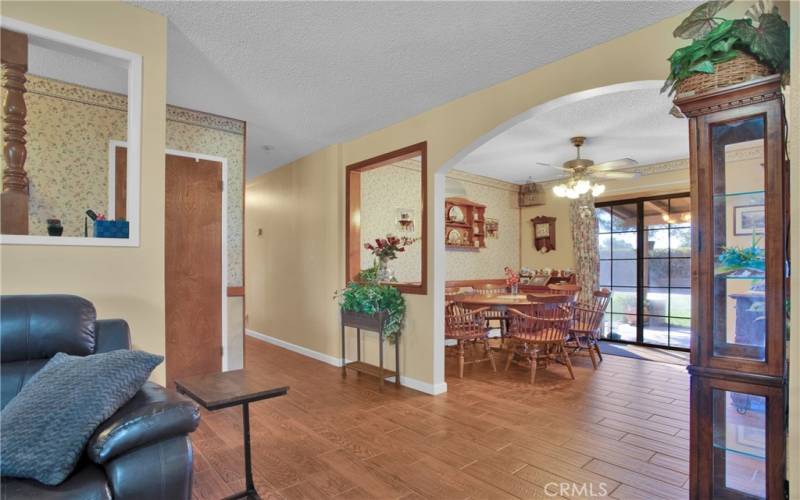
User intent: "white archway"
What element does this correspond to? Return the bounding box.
[431,80,665,391]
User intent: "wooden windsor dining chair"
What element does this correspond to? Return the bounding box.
[505,294,575,384]
[566,288,611,369]
[445,303,497,378]
[546,283,582,300]
[473,283,510,335]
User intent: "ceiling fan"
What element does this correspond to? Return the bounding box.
[542,136,640,179]
[541,136,640,198]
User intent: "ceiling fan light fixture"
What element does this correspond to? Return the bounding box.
[574,179,591,195]
[552,184,568,197]
[552,179,605,199]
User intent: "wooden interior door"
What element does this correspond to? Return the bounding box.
[165,153,223,387]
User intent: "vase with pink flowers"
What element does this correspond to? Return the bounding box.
[364,235,417,282]
[504,266,520,295]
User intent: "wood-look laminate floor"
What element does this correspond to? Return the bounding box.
[191,338,690,500]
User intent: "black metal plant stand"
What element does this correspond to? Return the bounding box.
[341,310,400,390]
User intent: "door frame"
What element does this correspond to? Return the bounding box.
[109,141,231,370]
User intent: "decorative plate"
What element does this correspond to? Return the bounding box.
[448,206,465,223]
[447,229,463,245]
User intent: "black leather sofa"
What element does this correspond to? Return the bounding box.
[1,295,200,499]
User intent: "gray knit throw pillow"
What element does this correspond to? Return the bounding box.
[0,350,163,485]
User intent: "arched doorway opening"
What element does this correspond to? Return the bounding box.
[431,80,689,388]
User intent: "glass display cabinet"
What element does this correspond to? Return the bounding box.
[675,75,788,499]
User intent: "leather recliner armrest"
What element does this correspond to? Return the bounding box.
[87,382,200,464]
[94,319,131,353]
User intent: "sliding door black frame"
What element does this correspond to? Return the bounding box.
[596,192,691,352]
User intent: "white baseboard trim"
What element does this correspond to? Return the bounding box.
[246,329,447,395]
[246,329,344,367]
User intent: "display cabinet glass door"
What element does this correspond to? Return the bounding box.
[696,101,786,376]
[711,116,766,362]
[693,376,783,500]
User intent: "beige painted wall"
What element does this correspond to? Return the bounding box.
[0,2,168,383]
[245,145,344,362]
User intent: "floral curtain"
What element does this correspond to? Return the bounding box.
[570,193,599,303]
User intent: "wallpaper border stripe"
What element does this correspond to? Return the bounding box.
[25,74,245,135]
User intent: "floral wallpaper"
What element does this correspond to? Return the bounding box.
[1,75,245,285]
[359,158,422,283]
[445,170,520,281]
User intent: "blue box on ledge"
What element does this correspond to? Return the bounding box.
[93,220,129,239]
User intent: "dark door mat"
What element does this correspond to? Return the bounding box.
[599,341,689,366]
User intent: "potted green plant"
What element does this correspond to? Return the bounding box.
[335,265,406,343]
[662,0,789,97]
[715,233,766,278]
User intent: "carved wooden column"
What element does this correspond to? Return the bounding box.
[1,28,29,235]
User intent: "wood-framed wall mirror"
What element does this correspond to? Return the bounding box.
[346,142,427,295]
[0,17,142,247]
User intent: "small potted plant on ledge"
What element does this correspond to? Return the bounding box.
[662,0,789,99]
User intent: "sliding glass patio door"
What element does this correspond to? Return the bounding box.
[596,193,691,350]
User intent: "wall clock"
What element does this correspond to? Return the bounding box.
[531,216,556,253]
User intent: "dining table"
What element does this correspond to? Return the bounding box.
[452,292,551,309]
[450,292,554,338]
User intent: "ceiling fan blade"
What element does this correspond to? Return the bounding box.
[594,171,640,179]
[537,162,571,172]
[591,158,638,171]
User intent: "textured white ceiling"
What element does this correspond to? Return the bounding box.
[455,84,689,184]
[126,1,696,179]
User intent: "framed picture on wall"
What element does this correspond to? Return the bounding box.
[733,205,765,235]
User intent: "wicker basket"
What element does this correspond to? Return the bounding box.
[677,53,771,97]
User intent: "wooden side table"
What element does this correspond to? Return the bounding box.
[341,310,399,390]
[175,370,289,500]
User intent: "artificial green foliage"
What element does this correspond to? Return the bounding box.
[736,13,790,74]
[356,265,379,284]
[672,0,733,40]
[716,233,766,276]
[663,1,789,96]
[335,266,406,343]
